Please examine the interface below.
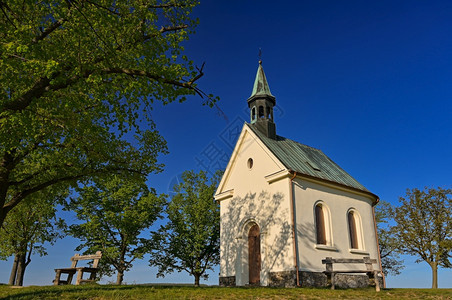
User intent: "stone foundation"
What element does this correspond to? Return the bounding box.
[299,271,328,287]
[333,274,369,288]
[219,272,382,288]
[299,271,383,289]
[219,276,236,287]
[268,271,297,287]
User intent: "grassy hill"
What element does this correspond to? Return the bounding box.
[0,285,451,299]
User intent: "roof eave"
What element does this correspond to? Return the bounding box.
[288,169,380,206]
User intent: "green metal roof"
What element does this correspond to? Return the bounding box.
[248,124,371,193]
[248,62,275,101]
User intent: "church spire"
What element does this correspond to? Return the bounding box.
[247,61,276,139]
[248,60,276,104]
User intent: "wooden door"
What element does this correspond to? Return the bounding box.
[248,224,261,285]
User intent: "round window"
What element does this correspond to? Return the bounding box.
[247,158,253,169]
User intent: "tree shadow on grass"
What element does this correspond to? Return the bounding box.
[2,284,212,300]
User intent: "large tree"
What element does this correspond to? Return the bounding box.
[0,0,216,227]
[65,176,165,285]
[149,170,221,286]
[0,190,65,286]
[393,187,451,289]
[374,201,404,277]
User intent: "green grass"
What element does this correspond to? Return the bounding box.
[0,285,451,300]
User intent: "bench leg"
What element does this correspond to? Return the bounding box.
[331,273,335,290]
[75,270,83,285]
[89,271,97,281]
[54,270,62,286]
[67,273,75,285]
[374,271,380,292]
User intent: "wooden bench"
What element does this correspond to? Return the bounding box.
[322,256,381,291]
[53,251,102,285]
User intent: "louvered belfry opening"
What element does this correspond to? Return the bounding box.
[248,224,261,285]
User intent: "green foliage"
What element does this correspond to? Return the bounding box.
[0,0,217,227]
[0,189,66,285]
[65,176,165,284]
[393,187,452,288]
[149,170,221,286]
[374,201,404,277]
[0,190,65,260]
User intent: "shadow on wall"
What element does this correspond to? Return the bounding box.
[295,221,317,271]
[220,190,292,283]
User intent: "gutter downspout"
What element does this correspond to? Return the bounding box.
[289,170,300,287]
[372,204,386,288]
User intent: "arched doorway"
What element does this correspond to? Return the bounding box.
[248,224,261,285]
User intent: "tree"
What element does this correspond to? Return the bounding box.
[393,187,452,289]
[0,190,65,286]
[0,0,217,227]
[149,170,221,286]
[374,201,404,277]
[65,176,165,285]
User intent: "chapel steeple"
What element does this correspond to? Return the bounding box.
[247,60,276,139]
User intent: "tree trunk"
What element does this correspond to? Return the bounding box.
[15,253,26,286]
[17,247,32,286]
[0,206,8,228]
[8,254,19,285]
[194,273,200,287]
[430,262,438,289]
[116,271,124,285]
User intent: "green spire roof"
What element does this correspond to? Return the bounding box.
[248,61,275,102]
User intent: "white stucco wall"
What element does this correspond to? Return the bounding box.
[292,177,380,272]
[217,127,294,286]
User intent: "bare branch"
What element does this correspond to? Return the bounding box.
[140,24,189,42]
[159,24,188,34]
[6,54,29,61]
[187,62,204,85]
[147,3,190,9]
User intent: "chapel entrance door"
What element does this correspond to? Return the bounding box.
[248,224,261,285]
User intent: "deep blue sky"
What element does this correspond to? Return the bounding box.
[1,0,451,288]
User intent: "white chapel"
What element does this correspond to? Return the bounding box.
[215,61,383,288]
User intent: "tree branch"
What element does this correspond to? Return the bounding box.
[85,0,122,16]
[159,24,188,34]
[147,3,190,9]
[0,1,17,29]
[102,67,202,89]
[4,165,144,212]
[31,18,66,44]
[1,77,51,113]
[2,61,203,115]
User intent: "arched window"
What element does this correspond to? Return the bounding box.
[348,211,358,249]
[314,202,332,246]
[347,210,363,250]
[315,204,326,245]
